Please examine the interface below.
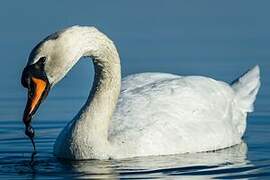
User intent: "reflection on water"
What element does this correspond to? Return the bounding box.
[0,141,260,179]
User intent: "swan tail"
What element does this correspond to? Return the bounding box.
[231,65,261,113]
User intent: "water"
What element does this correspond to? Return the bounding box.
[1,119,270,179]
[0,1,270,179]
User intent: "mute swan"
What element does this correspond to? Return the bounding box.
[21,26,260,160]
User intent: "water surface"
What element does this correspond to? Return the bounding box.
[1,113,270,179]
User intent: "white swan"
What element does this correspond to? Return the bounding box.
[21,26,260,160]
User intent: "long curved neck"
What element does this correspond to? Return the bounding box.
[71,29,121,144]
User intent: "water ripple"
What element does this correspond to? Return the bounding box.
[0,116,269,179]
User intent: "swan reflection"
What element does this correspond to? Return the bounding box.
[0,142,251,179]
[60,142,249,179]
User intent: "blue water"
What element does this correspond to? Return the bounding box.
[0,1,269,179]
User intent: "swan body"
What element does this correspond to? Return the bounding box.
[109,73,241,158]
[24,26,260,160]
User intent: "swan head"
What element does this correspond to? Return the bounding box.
[21,26,101,139]
[21,26,117,144]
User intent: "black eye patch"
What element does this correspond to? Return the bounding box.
[21,57,48,88]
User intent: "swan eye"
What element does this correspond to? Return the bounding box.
[33,57,46,70]
[21,56,48,88]
[36,57,46,66]
[39,57,46,63]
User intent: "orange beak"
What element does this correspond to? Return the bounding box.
[21,58,50,150]
[23,77,49,125]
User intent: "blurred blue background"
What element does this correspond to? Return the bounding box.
[0,1,269,122]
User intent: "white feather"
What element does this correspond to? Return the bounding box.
[232,65,261,112]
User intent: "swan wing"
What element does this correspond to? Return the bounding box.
[109,73,240,158]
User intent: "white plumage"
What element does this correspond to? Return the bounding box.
[109,69,259,158]
[27,26,260,160]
